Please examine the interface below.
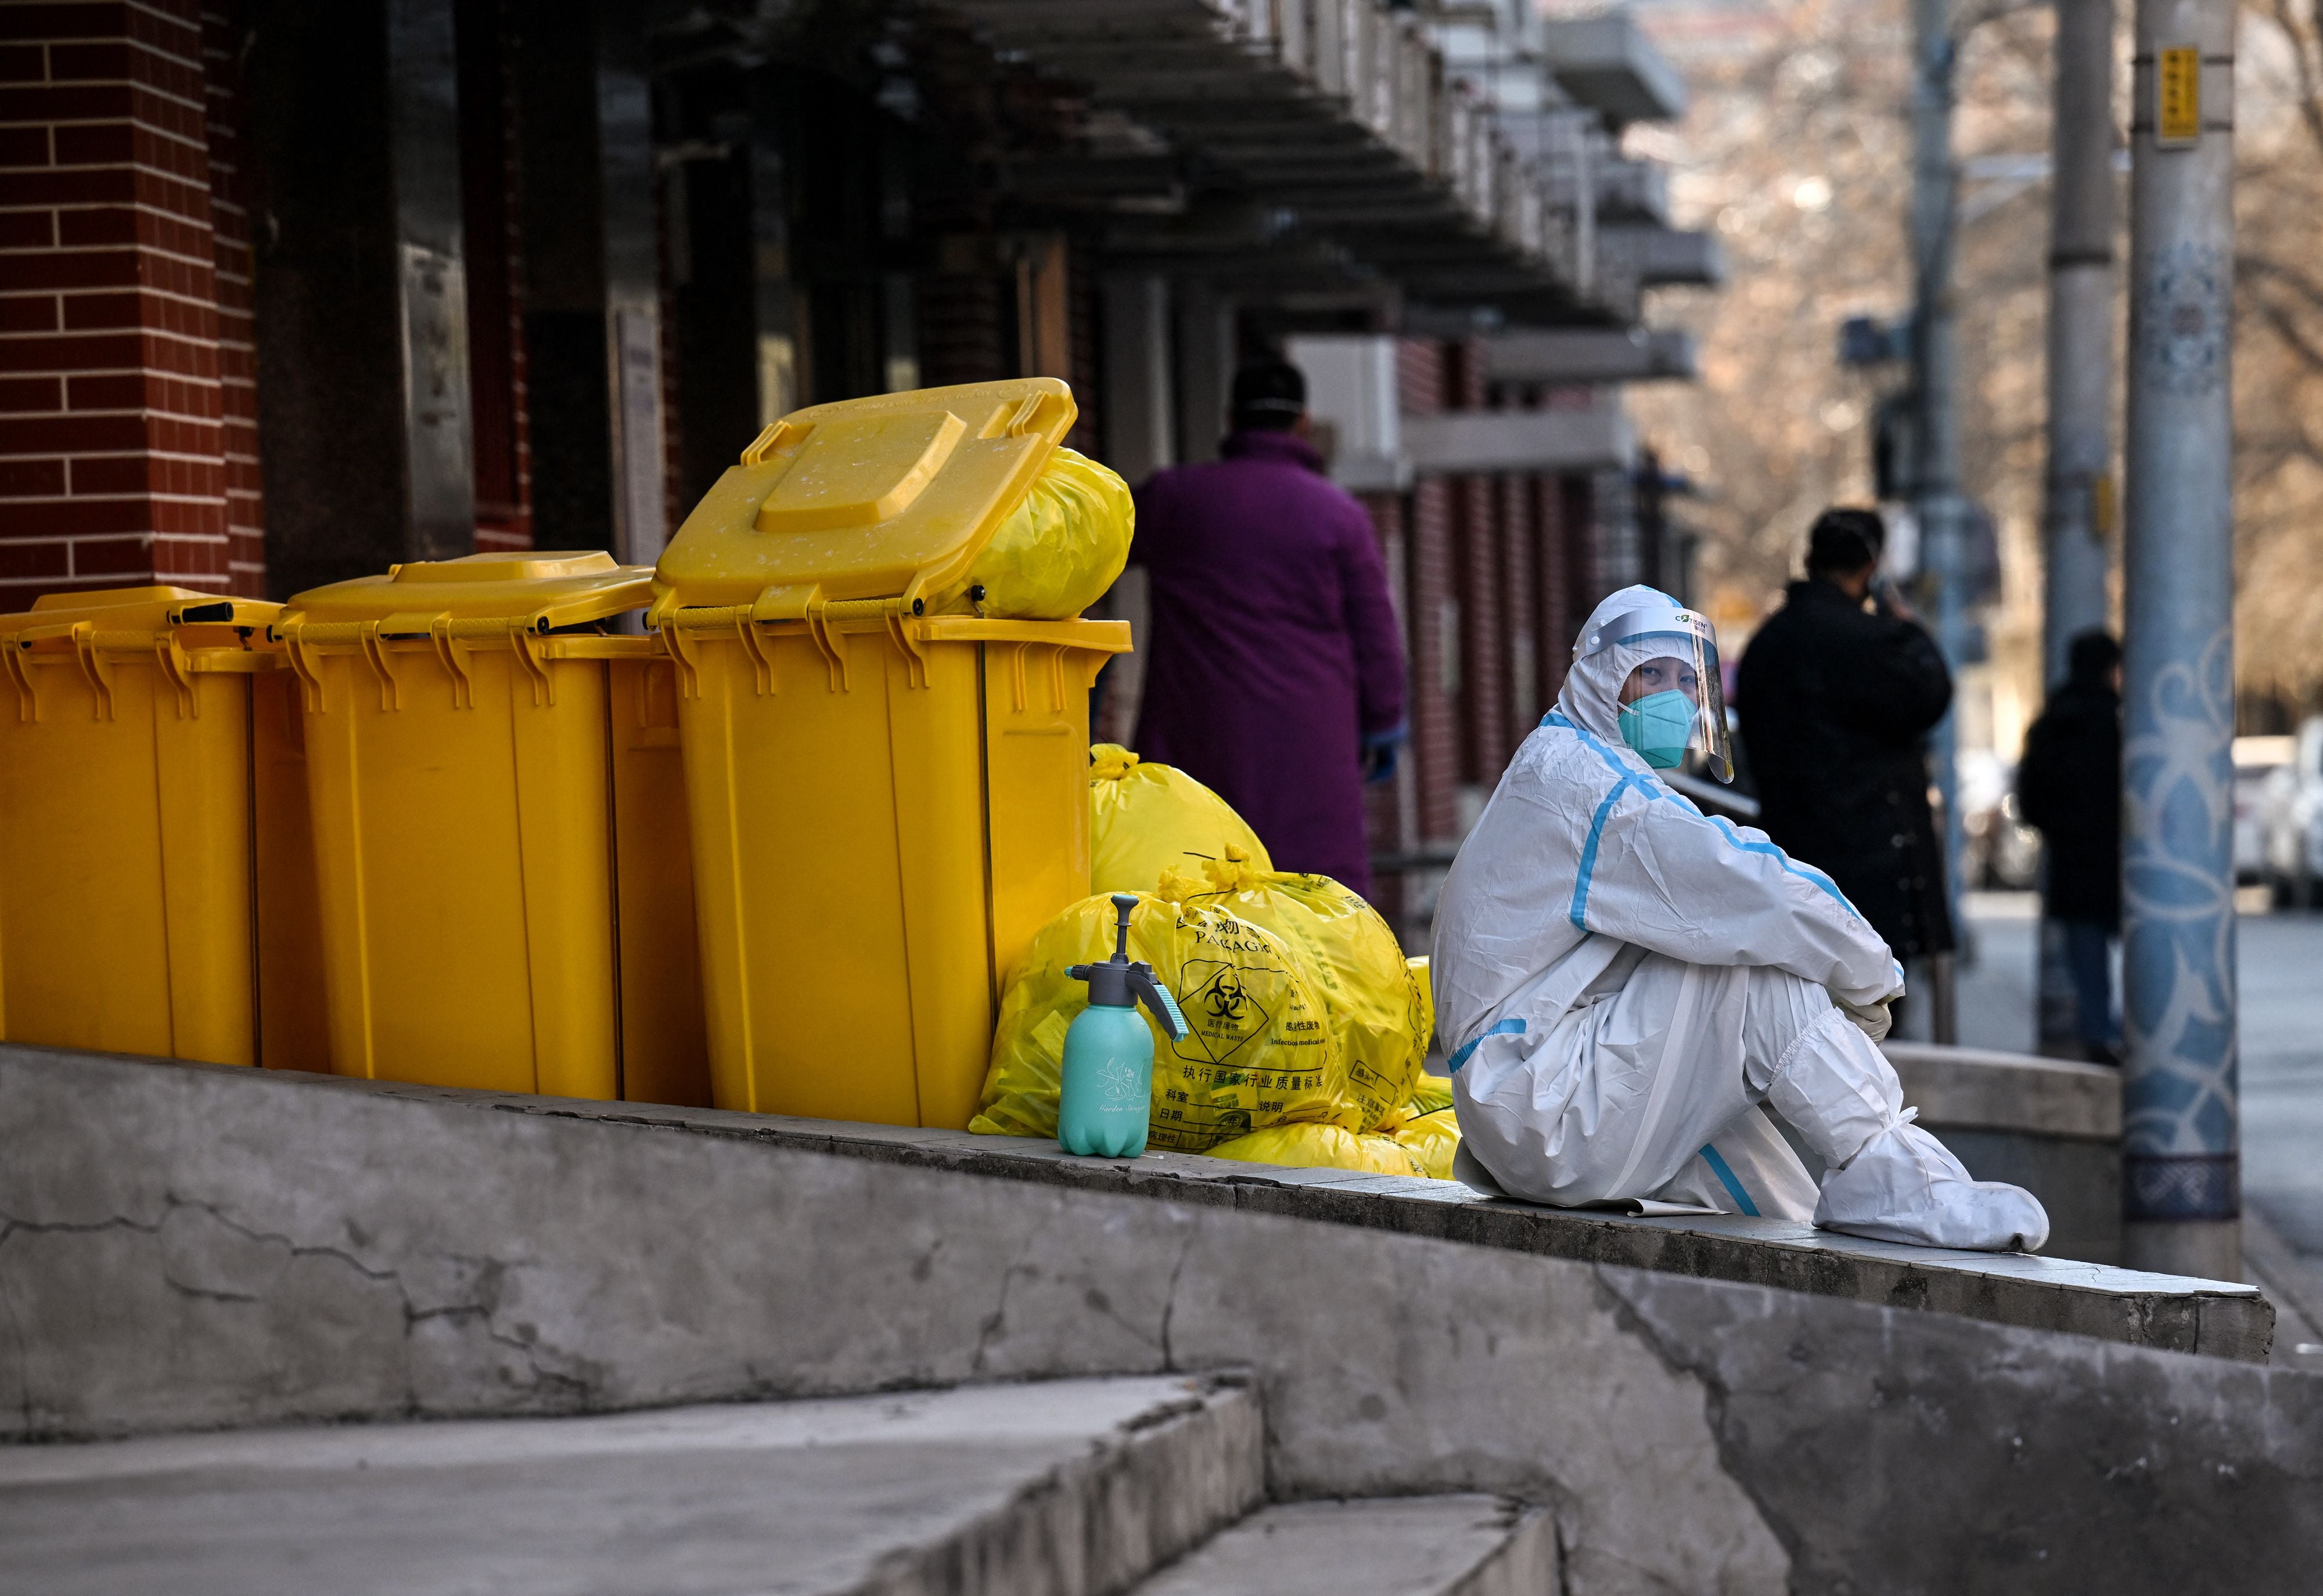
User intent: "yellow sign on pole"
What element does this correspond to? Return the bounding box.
[2157,46,2200,147]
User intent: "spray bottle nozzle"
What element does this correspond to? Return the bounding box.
[1110,893,1135,962]
[1065,894,1185,1040]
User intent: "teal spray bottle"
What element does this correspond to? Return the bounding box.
[1058,894,1187,1158]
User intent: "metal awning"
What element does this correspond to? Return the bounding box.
[948,0,1596,316]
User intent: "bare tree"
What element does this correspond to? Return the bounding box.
[1627,0,2323,724]
[2234,0,2323,709]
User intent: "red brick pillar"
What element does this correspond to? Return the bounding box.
[1532,472,1570,711]
[1443,340,1511,789]
[456,0,532,553]
[1450,473,1506,785]
[1,0,244,601]
[197,5,259,590]
[1396,337,1457,844]
[1357,488,1413,921]
[1499,471,1537,737]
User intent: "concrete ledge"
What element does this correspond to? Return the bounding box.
[1884,1042,2122,1139]
[451,1066,2250,1361]
[14,1046,2262,1361]
[5,1043,2319,1593]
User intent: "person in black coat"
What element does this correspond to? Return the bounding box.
[1736,509,1956,979]
[2015,629,2123,1062]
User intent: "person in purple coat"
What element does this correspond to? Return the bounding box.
[1130,359,1408,895]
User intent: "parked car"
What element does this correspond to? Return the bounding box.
[2259,718,2323,908]
[2235,735,2294,885]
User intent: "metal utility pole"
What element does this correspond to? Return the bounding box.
[1910,0,1966,1044]
[2121,0,2239,1279]
[2036,0,2120,1055]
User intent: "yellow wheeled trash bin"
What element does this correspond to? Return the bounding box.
[273,553,707,1105]
[652,379,1131,1128]
[0,586,326,1068]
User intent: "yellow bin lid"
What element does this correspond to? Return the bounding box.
[0,585,279,643]
[652,378,1077,621]
[277,552,654,639]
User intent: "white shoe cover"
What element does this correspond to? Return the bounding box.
[1764,1008,2049,1253]
[1814,1122,2051,1253]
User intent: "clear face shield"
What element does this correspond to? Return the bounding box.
[1577,604,1734,783]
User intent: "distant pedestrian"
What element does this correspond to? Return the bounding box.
[2016,629,2124,1064]
[1736,508,1956,983]
[1130,358,1408,895]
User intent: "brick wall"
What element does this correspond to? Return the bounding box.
[1451,472,1508,784]
[1,0,243,602]
[456,0,530,553]
[1395,336,1458,842]
[196,3,255,591]
[916,267,1004,389]
[1358,487,1414,917]
[1531,470,1570,712]
[1499,469,1537,737]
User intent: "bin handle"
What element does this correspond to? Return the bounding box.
[733,610,777,696]
[740,418,810,466]
[2,640,37,723]
[883,608,929,690]
[511,622,555,707]
[803,596,848,693]
[69,623,116,722]
[428,615,476,709]
[354,622,402,712]
[153,635,199,719]
[279,629,327,712]
[659,617,704,700]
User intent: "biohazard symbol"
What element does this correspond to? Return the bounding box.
[1172,959,1276,1068]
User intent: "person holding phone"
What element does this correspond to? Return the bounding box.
[1736,508,1957,1024]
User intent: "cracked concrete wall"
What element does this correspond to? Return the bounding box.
[3,1050,2320,1594]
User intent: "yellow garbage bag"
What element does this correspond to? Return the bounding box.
[1400,1071,1454,1120]
[1089,745,1274,896]
[972,891,1351,1152]
[1408,954,1435,1059]
[1207,1122,1423,1178]
[951,447,1134,619]
[1380,1072,1452,1127]
[1388,1103,1460,1180]
[1159,850,1426,1132]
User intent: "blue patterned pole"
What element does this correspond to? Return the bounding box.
[2121,0,2238,1279]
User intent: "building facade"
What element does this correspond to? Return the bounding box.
[0,0,1712,909]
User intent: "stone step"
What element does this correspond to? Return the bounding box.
[1132,1496,1556,1596]
[0,1374,1263,1596]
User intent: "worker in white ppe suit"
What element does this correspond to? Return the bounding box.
[1434,585,2048,1251]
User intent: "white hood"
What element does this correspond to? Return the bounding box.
[1552,583,1690,743]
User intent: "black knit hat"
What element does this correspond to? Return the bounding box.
[1230,359,1307,430]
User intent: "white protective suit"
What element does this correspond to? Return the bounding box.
[1434,586,2049,1251]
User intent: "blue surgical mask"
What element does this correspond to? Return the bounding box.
[1617,690,1694,769]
